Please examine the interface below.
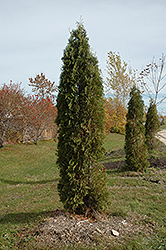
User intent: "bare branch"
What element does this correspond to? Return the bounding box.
[138,54,166,106]
[156,96,166,106]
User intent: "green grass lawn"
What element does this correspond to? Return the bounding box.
[0,135,166,249]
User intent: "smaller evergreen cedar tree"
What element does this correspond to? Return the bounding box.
[125,85,149,171]
[145,99,160,151]
[56,22,108,214]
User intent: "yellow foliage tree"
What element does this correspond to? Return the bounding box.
[106,51,135,107]
[104,97,127,134]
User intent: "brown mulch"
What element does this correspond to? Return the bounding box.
[33,209,155,248]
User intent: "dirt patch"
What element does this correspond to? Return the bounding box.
[148,158,166,169]
[103,161,125,170]
[104,158,166,171]
[32,209,155,248]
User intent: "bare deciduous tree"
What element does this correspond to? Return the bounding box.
[138,54,166,106]
[29,73,57,99]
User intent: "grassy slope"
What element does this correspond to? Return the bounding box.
[0,140,62,249]
[0,135,166,249]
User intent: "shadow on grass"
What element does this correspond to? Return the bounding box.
[0,178,59,185]
[0,210,57,224]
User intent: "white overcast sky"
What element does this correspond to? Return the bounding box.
[0,0,166,112]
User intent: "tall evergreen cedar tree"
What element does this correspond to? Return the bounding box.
[145,100,160,151]
[56,23,108,214]
[125,86,149,171]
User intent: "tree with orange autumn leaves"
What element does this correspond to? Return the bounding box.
[0,79,57,147]
[27,73,58,144]
[23,95,57,145]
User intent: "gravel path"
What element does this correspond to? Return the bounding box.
[156,129,166,145]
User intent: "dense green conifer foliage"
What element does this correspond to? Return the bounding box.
[145,100,160,151]
[125,86,149,171]
[56,23,108,214]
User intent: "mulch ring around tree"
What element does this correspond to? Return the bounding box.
[29,209,155,248]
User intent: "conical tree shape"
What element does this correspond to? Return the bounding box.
[125,85,149,171]
[145,99,160,151]
[56,23,108,214]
